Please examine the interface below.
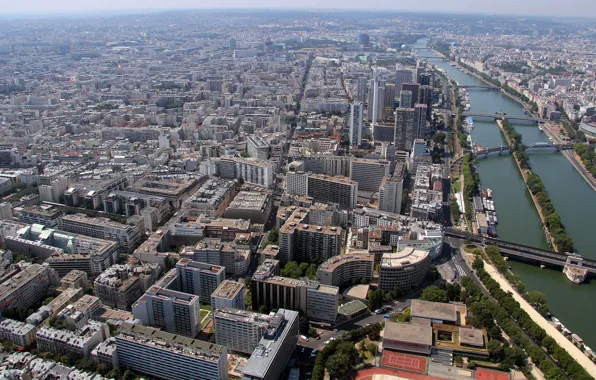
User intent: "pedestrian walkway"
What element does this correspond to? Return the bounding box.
[483,260,596,377]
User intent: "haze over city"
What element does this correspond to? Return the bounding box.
[0,4,595,380]
[1,0,596,17]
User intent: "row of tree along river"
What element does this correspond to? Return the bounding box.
[413,39,596,349]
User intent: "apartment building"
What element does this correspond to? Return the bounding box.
[241,309,299,380]
[224,190,272,224]
[17,205,64,228]
[349,158,391,192]
[175,258,225,304]
[59,213,143,253]
[36,320,109,359]
[132,285,201,338]
[186,178,236,217]
[213,308,271,354]
[0,319,37,348]
[279,218,342,264]
[115,323,228,380]
[251,260,339,323]
[211,280,245,311]
[287,172,357,210]
[93,263,161,310]
[0,263,58,314]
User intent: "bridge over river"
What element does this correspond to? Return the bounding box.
[463,112,548,123]
[473,142,574,159]
[444,228,596,276]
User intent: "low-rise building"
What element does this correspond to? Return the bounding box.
[17,205,64,228]
[93,263,161,310]
[0,319,37,348]
[36,320,109,358]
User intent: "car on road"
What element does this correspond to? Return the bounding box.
[384,314,390,319]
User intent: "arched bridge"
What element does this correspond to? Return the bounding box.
[459,85,499,91]
[444,228,596,275]
[473,143,574,159]
[462,112,548,123]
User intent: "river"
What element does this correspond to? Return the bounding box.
[412,39,596,349]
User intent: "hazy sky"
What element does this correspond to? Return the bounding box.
[1,0,594,18]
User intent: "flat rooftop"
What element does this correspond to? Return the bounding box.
[212,280,244,300]
[384,321,433,346]
[411,299,458,323]
[318,252,374,272]
[381,247,429,268]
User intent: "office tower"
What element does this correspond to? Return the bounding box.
[416,63,425,84]
[116,323,228,380]
[229,39,237,49]
[419,72,432,86]
[176,259,225,304]
[357,77,367,103]
[402,83,420,108]
[414,104,428,139]
[379,165,406,215]
[383,84,396,119]
[419,85,433,122]
[358,33,370,46]
[349,158,391,192]
[214,308,273,354]
[211,280,245,311]
[395,107,415,151]
[131,286,201,338]
[349,102,364,148]
[399,90,413,109]
[241,309,299,380]
[396,69,413,99]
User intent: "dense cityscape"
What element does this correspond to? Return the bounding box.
[0,8,594,380]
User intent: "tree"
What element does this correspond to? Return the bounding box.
[258,305,267,314]
[368,289,385,311]
[308,327,318,337]
[299,316,310,335]
[420,286,448,303]
[325,353,353,379]
[306,264,318,280]
[366,343,378,355]
[487,340,504,361]
[527,291,548,315]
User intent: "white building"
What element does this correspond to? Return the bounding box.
[115,322,228,380]
[349,102,363,148]
[36,320,109,358]
[175,258,225,304]
[214,308,271,354]
[211,280,245,311]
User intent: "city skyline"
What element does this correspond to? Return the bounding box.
[1,0,596,18]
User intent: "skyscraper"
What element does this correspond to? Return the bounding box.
[359,33,370,46]
[395,108,415,150]
[383,84,396,119]
[395,69,413,100]
[414,104,428,140]
[419,85,433,122]
[349,102,363,148]
[367,75,385,127]
[357,77,367,103]
[402,83,420,108]
[400,90,413,109]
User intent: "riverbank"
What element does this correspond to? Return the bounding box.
[453,61,596,192]
[481,258,596,377]
[496,120,559,251]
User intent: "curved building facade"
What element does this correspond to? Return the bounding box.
[316,252,374,287]
[378,247,430,293]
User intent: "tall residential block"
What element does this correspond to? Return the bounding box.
[396,69,413,100]
[395,107,415,151]
[176,258,225,304]
[132,285,201,338]
[211,280,245,311]
[414,103,428,139]
[241,309,299,380]
[379,175,404,215]
[349,102,364,148]
[214,308,272,354]
[116,322,228,380]
[349,158,391,192]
